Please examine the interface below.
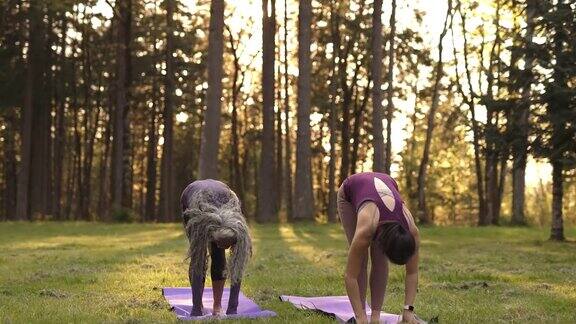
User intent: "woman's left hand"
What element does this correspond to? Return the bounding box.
[401,310,418,324]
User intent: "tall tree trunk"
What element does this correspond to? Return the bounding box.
[276,43,283,211]
[111,0,128,217]
[80,22,99,220]
[198,0,225,180]
[456,3,487,224]
[53,13,67,220]
[416,0,452,224]
[405,83,419,200]
[481,0,501,226]
[145,97,158,222]
[550,162,564,241]
[160,0,175,221]
[29,4,51,219]
[226,24,244,205]
[511,0,535,225]
[257,0,277,222]
[122,0,133,210]
[339,62,361,183]
[98,108,112,220]
[3,110,17,220]
[294,0,315,220]
[327,2,339,223]
[493,143,508,225]
[16,2,40,221]
[283,0,293,220]
[384,0,396,174]
[371,0,385,173]
[548,7,568,241]
[350,82,370,174]
[73,84,83,218]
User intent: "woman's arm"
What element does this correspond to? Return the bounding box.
[345,203,378,324]
[402,204,420,323]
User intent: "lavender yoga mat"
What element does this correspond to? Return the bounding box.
[280,295,401,323]
[163,287,276,320]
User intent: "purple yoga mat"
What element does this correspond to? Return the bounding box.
[163,287,276,320]
[280,295,401,323]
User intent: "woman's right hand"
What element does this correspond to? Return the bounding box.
[355,314,369,324]
[370,312,381,324]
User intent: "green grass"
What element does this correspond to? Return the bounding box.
[0,222,574,323]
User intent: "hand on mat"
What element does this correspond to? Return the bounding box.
[190,305,204,317]
[401,310,419,324]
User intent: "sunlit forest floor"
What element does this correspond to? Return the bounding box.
[0,222,574,323]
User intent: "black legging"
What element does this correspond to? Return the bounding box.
[209,242,226,281]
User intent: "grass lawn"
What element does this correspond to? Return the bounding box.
[0,222,574,323]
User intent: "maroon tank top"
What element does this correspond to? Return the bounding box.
[342,172,409,230]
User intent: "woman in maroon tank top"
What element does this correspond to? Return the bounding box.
[338,172,420,324]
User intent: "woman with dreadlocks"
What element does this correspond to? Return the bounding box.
[180,179,252,316]
[338,172,421,324]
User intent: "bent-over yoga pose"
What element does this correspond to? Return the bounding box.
[339,172,420,324]
[180,179,252,316]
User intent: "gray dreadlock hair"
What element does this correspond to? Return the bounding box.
[183,187,252,285]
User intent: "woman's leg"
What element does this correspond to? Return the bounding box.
[369,244,389,317]
[210,242,227,314]
[338,185,368,309]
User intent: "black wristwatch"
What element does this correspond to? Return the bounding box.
[403,305,414,312]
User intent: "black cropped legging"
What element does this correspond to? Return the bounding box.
[209,242,226,281]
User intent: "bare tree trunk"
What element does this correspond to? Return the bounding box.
[350,82,370,174]
[145,98,158,222]
[511,0,535,225]
[384,0,396,174]
[405,83,419,200]
[455,3,487,224]
[548,12,568,241]
[29,4,51,219]
[416,0,452,224]
[53,13,67,220]
[80,23,100,220]
[16,2,39,221]
[198,0,225,180]
[276,43,283,211]
[294,0,315,220]
[122,0,133,210]
[97,108,112,220]
[160,0,175,221]
[327,2,339,223]
[481,0,502,226]
[111,0,128,217]
[257,0,277,222]
[3,110,17,220]
[493,151,507,224]
[226,24,244,204]
[283,0,293,220]
[550,161,564,241]
[371,0,385,173]
[339,62,361,183]
[72,91,82,219]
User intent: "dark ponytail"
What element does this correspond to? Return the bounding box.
[374,221,415,265]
